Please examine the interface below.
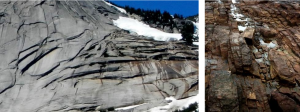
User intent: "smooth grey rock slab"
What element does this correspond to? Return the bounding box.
[0,1,198,112]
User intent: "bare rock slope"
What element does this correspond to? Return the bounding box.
[206,0,300,111]
[0,0,198,112]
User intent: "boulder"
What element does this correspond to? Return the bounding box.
[259,27,277,38]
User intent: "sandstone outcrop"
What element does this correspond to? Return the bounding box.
[206,0,300,111]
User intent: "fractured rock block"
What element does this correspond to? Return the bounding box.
[242,27,255,40]
[207,70,239,112]
[271,91,300,112]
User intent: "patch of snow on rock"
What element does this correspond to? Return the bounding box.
[192,22,199,45]
[113,16,182,41]
[238,26,247,31]
[103,0,127,13]
[149,94,199,112]
[193,42,199,46]
[255,58,264,63]
[115,103,147,110]
[259,38,277,48]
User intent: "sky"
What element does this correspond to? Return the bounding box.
[109,1,199,17]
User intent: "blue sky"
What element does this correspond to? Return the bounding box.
[109,1,199,17]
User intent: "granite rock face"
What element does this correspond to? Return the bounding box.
[0,0,198,112]
[206,0,300,111]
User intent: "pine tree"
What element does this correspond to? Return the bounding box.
[180,15,184,19]
[129,7,135,14]
[174,13,179,18]
[162,11,172,26]
[124,5,130,13]
[154,10,161,24]
[181,22,195,45]
[174,102,198,112]
[136,8,142,16]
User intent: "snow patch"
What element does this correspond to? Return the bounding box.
[252,47,258,53]
[255,58,264,63]
[113,16,182,41]
[192,22,199,46]
[259,38,277,48]
[238,26,247,31]
[115,103,147,110]
[193,22,199,35]
[102,0,126,13]
[193,42,199,46]
[230,0,255,33]
[230,4,245,21]
[263,52,268,59]
[149,94,199,112]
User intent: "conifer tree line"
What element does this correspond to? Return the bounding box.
[123,5,184,30]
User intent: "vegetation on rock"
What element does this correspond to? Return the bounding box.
[181,22,196,45]
[174,102,198,112]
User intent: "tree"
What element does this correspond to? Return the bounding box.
[136,8,142,16]
[180,15,184,19]
[124,5,130,12]
[181,22,195,45]
[154,10,162,24]
[129,7,135,14]
[162,11,171,24]
[174,102,198,112]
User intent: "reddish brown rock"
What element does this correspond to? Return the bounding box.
[271,91,300,112]
[279,87,292,94]
[269,49,296,84]
[259,27,277,38]
[251,60,261,78]
[242,27,255,40]
[206,70,239,112]
[235,76,271,111]
[206,1,300,111]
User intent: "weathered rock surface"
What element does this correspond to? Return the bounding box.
[206,0,300,111]
[0,1,198,112]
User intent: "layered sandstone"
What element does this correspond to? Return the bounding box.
[206,0,300,111]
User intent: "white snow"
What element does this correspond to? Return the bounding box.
[252,47,258,53]
[230,4,245,21]
[259,38,277,48]
[230,0,255,32]
[231,3,248,32]
[193,22,199,35]
[255,58,264,63]
[192,22,199,46]
[193,42,199,46]
[263,52,268,59]
[113,17,199,45]
[115,103,147,110]
[149,94,199,112]
[102,0,127,13]
[113,16,182,41]
[238,26,247,31]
